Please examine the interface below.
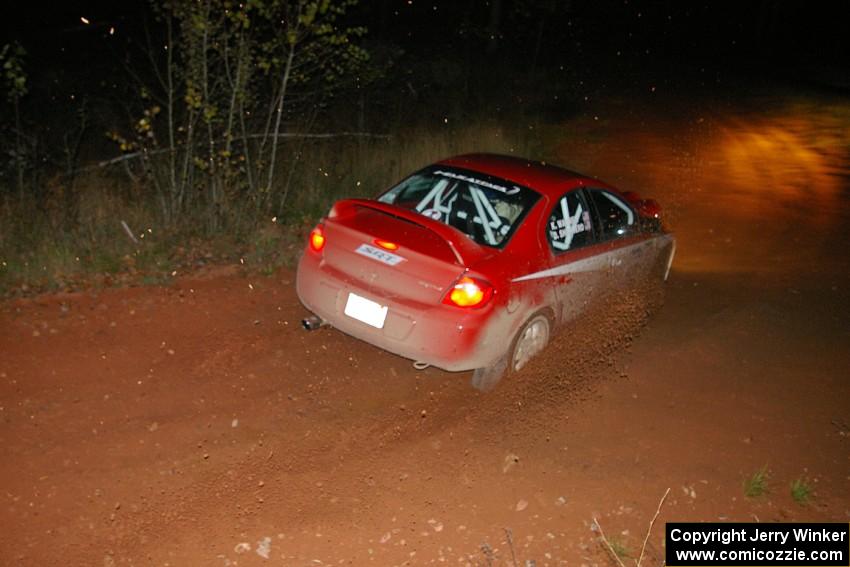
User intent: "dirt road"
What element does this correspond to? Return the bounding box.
[2,89,849,566]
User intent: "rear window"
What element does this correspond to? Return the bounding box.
[377,166,540,248]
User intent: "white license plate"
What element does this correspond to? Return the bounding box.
[355,244,406,266]
[344,292,388,329]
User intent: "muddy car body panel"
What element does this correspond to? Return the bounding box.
[296,154,675,374]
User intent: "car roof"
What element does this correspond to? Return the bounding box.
[437,153,610,197]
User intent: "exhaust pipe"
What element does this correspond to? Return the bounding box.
[301,315,325,331]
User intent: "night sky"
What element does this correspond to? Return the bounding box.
[5,1,848,75]
[2,0,848,161]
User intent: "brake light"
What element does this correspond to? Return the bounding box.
[309,225,326,252]
[374,239,399,251]
[443,276,494,308]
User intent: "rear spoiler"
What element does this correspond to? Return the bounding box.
[329,199,488,266]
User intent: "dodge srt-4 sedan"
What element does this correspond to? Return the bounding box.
[296,153,675,390]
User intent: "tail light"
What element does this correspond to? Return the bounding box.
[309,224,326,252]
[443,276,494,308]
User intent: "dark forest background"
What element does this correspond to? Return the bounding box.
[1,0,847,293]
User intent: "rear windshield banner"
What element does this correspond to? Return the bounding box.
[665,523,849,566]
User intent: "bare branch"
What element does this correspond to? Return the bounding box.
[636,488,670,567]
[120,220,140,244]
[504,528,520,567]
[89,131,389,171]
[593,517,627,567]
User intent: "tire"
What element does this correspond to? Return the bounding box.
[510,314,551,373]
[470,313,551,392]
[471,355,508,392]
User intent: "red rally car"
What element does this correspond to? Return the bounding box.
[296,153,675,390]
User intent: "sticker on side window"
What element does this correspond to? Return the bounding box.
[549,200,591,251]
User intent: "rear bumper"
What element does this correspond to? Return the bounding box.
[295,251,510,372]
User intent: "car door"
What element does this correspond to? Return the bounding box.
[538,188,606,324]
[584,187,653,289]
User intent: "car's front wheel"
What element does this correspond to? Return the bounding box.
[471,313,551,392]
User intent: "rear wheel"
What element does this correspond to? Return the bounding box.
[470,356,508,392]
[470,313,551,392]
[510,314,550,372]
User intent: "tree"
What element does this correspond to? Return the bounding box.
[0,42,29,199]
[113,0,368,231]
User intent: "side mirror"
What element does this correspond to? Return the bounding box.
[621,191,662,220]
[636,198,661,219]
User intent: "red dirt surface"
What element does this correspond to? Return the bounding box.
[2,93,849,566]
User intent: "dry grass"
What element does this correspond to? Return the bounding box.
[744,466,771,498]
[594,488,670,567]
[0,121,530,295]
[790,477,813,505]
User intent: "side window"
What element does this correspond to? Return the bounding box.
[587,189,634,239]
[546,190,594,252]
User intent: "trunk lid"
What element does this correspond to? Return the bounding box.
[322,200,489,304]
